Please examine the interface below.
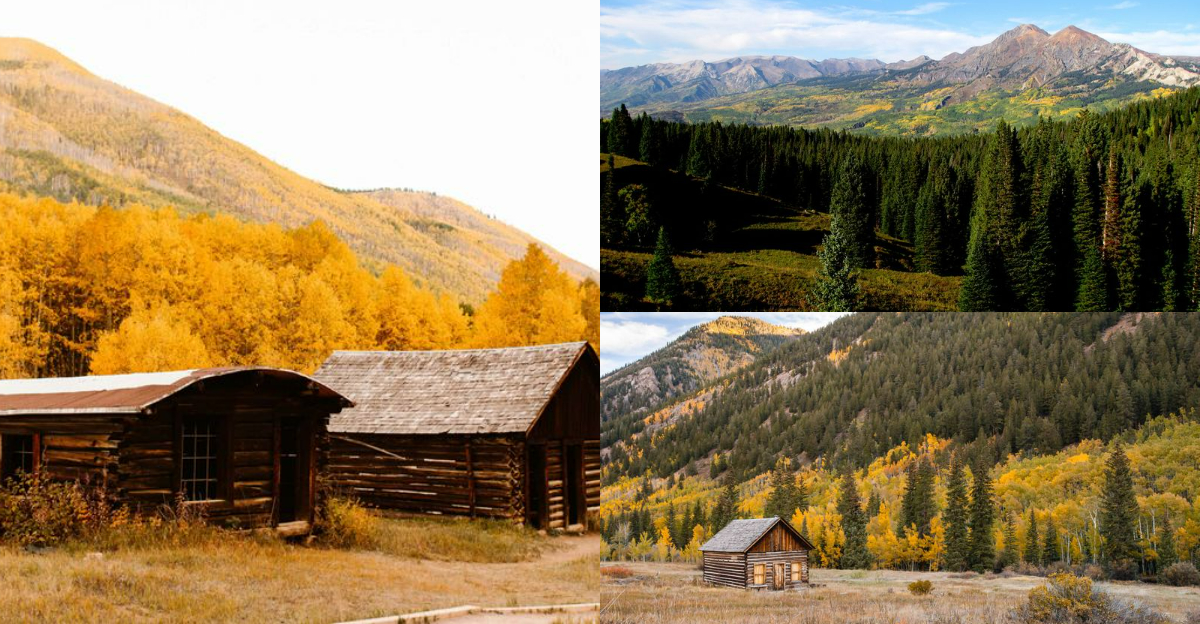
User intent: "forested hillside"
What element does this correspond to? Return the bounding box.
[603,312,1200,483]
[601,316,805,444]
[0,193,598,378]
[602,87,1200,311]
[601,412,1200,579]
[0,38,595,303]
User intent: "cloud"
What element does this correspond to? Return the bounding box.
[894,2,951,16]
[600,318,671,356]
[1095,28,1200,55]
[1106,1,1138,9]
[601,0,995,67]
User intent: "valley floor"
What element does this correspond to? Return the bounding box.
[600,561,1200,623]
[0,521,600,623]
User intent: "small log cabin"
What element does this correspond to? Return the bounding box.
[314,342,600,531]
[0,367,351,535]
[700,517,814,590]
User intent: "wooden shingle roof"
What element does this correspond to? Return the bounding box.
[316,342,593,435]
[0,367,350,416]
[700,516,814,553]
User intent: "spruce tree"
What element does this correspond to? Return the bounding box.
[764,459,801,520]
[944,458,971,571]
[1100,441,1139,569]
[600,155,624,247]
[1158,515,1177,569]
[1043,515,1061,564]
[967,461,996,572]
[606,105,633,157]
[837,470,872,569]
[915,158,957,275]
[1024,510,1041,565]
[638,114,659,166]
[711,481,740,533]
[1077,243,1109,311]
[998,513,1018,570]
[645,227,681,306]
[811,215,861,311]
[829,155,874,268]
[959,215,1004,310]
[665,504,679,548]
[900,458,936,536]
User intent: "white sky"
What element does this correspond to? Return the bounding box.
[3,0,598,270]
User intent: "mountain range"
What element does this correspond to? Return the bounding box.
[601,24,1200,135]
[0,38,596,303]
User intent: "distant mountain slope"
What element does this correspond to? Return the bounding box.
[602,25,1200,135]
[603,312,1200,483]
[600,55,888,112]
[600,316,806,445]
[0,38,595,303]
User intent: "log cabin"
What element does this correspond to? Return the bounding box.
[700,517,814,590]
[314,342,599,531]
[0,367,351,535]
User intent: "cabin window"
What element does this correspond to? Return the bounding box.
[1,434,37,479]
[753,563,765,585]
[181,419,220,501]
[792,561,802,582]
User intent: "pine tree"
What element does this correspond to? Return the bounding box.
[900,458,936,536]
[1024,510,1041,565]
[811,215,861,311]
[1116,175,1143,310]
[829,155,874,268]
[838,470,872,569]
[915,158,956,275]
[1100,441,1139,568]
[998,513,1018,570]
[1077,243,1109,311]
[764,458,801,520]
[638,114,659,166]
[1158,515,1177,569]
[1043,515,1061,563]
[1102,146,1122,264]
[711,481,740,533]
[645,227,681,306]
[944,458,971,571]
[600,155,623,247]
[959,214,1004,310]
[665,504,680,548]
[967,461,996,572]
[606,105,633,157]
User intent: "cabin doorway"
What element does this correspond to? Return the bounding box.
[773,563,786,589]
[527,445,546,528]
[565,443,584,527]
[277,417,312,524]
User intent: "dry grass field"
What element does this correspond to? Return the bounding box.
[600,561,1200,623]
[0,518,600,623]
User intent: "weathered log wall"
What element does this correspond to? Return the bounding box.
[584,439,601,527]
[327,433,526,521]
[702,552,748,588]
[746,551,809,589]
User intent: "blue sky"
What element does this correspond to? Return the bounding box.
[600,312,852,375]
[601,0,1200,68]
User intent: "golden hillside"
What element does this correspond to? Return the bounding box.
[0,38,595,303]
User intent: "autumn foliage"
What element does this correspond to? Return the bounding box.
[0,193,596,377]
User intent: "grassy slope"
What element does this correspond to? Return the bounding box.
[600,154,959,311]
[601,563,1200,623]
[629,70,1170,137]
[0,517,599,622]
[0,38,595,303]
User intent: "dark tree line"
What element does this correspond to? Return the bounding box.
[602,88,1200,310]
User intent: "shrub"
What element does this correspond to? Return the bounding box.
[0,473,113,546]
[1014,573,1169,624]
[1014,562,1046,577]
[1109,559,1138,581]
[1163,562,1200,587]
[908,580,933,596]
[314,495,378,549]
[602,566,636,579]
[1081,564,1107,581]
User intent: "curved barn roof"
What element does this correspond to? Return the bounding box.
[0,367,350,416]
[316,342,595,435]
[700,516,815,553]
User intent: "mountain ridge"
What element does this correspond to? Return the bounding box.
[601,24,1200,135]
[0,38,596,303]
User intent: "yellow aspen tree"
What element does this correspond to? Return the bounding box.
[472,244,587,348]
[580,278,600,351]
[376,267,461,350]
[90,304,212,374]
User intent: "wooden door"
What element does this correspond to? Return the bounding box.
[773,562,785,589]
